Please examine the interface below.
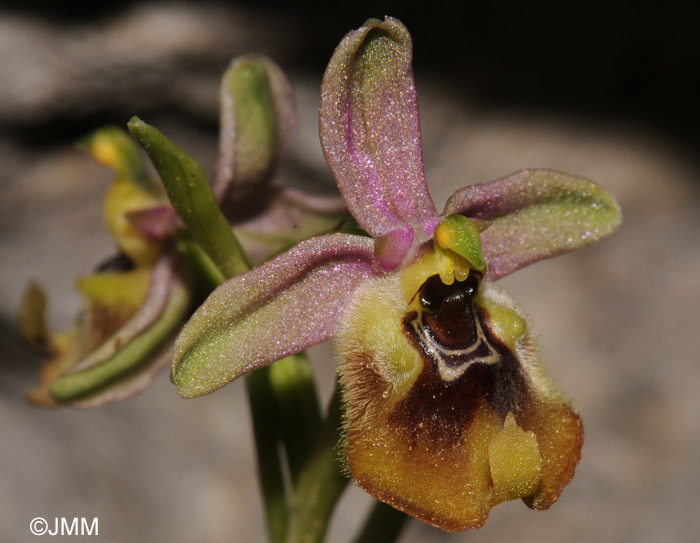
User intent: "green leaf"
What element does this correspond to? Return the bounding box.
[128,117,251,277]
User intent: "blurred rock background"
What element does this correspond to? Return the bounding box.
[1,2,699,542]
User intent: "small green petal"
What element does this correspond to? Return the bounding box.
[434,214,486,271]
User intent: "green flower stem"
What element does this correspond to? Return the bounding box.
[246,350,322,543]
[268,353,322,483]
[128,117,252,277]
[49,280,190,401]
[284,385,349,543]
[175,231,226,292]
[246,366,289,543]
[352,502,409,543]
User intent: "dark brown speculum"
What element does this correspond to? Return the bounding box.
[396,274,531,447]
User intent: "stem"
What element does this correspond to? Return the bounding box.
[268,353,322,483]
[284,385,349,543]
[175,231,226,292]
[352,502,409,543]
[246,366,288,543]
[248,352,324,542]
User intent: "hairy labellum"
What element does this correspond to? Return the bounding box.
[337,271,583,531]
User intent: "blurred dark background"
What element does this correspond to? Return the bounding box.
[3,1,700,160]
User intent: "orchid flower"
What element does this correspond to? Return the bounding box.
[21,55,345,408]
[21,127,191,408]
[173,17,621,532]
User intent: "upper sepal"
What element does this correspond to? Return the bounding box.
[215,54,296,209]
[172,234,376,398]
[319,16,437,238]
[444,169,622,280]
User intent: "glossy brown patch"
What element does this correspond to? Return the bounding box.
[395,292,532,449]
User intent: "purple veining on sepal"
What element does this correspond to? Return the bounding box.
[374,226,414,270]
[319,17,437,238]
[443,169,622,280]
[173,233,377,398]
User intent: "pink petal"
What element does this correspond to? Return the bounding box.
[443,169,622,280]
[319,17,437,238]
[172,233,377,398]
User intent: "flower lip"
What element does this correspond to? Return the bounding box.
[339,275,584,532]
